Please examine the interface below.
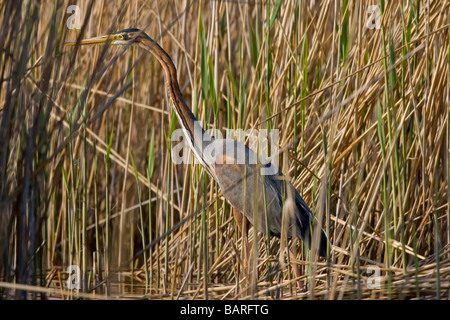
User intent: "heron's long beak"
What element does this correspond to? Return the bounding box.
[64,34,126,46]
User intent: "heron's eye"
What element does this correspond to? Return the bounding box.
[118,34,124,40]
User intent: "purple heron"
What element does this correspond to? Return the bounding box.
[66,28,328,274]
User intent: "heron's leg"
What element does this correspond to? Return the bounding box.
[288,249,305,291]
[232,208,249,273]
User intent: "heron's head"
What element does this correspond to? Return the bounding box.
[65,28,147,46]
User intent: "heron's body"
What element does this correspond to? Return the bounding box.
[213,139,327,257]
[66,28,328,259]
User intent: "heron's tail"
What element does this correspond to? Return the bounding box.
[317,229,328,258]
[300,223,328,258]
[294,193,328,258]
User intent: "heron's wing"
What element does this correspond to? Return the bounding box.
[264,169,328,257]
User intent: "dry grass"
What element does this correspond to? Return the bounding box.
[0,0,449,300]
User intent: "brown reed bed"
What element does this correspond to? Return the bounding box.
[0,0,448,300]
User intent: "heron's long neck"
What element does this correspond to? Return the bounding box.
[139,38,214,170]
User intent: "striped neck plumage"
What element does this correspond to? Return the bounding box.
[138,37,216,176]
